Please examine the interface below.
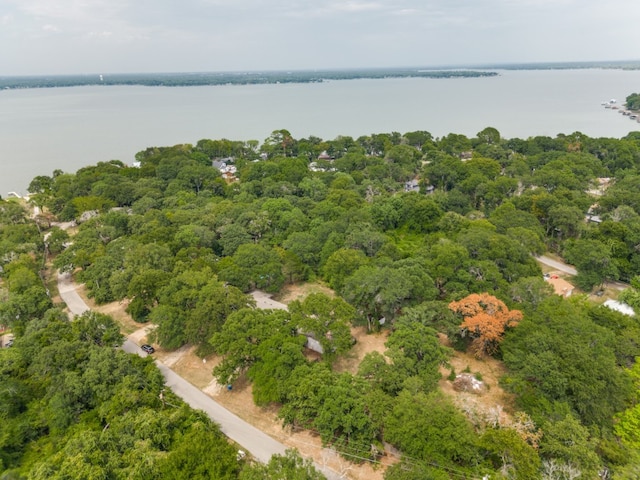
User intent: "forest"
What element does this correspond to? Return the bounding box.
[3,61,640,91]
[3,125,640,479]
[0,68,496,90]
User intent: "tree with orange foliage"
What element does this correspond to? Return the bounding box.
[448,293,522,357]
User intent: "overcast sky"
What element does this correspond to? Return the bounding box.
[1,0,639,75]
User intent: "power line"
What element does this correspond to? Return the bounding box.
[279,424,484,480]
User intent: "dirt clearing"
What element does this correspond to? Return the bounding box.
[275,282,336,304]
[439,337,516,427]
[75,285,144,335]
[333,326,389,375]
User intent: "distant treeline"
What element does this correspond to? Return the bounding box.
[0,69,497,89]
[475,60,640,70]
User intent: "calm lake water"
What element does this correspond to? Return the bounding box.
[2,68,640,196]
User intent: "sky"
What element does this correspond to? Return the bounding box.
[1,0,639,75]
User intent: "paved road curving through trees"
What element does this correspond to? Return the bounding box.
[57,271,341,480]
[535,255,578,275]
[57,271,90,317]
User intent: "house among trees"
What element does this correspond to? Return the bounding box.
[308,161,336,173]
[545,273,575,297]
[604,299,635,316]
[585,205,603,224]
[404,179,420,192]
[212,158,237,182]
[317,150,333,161]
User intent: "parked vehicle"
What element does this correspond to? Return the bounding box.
[141,344,155,354]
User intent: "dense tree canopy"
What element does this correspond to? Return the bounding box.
[4,126,640,478]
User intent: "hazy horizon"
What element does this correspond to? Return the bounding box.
[2,60,640,79]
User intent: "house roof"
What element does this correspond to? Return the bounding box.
[545,275,575,297]
[604,299,635,316]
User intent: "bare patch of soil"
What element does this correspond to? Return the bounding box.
[333,326,390,375]
[275,282,336,304]
[128,324,155,346]
[75,284,144,335]
[588,284,624,303]
[438,337,515,427]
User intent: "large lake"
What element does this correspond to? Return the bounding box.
[2,68,640,196]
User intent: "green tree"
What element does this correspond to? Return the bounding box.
[475,126,501,145]
[289,293,355,361]
[157,422,240,480]
[509,276,554,310]
[423,153,467,191]
[480,428,541,480]
[614,359,640,450]
[616,276,640,313]
[45,226,70,255]
[240,449,326,480]
[547,204,584,239]
[219,243,284,293]
[0,199,28,224]
[280,365,379,460]
[358,351,405,396]
[72,311,123,347]
[282,231,323,268]
[385,316,450,392]
[563,238,619,290]
[403,130,434,150]
[438,133,472,156]
[211,308,298,384]
[218,223,252,256]
[262,129,296,157]
[383,460,449,480]
[539,414,601,479]
[247,333,308,405]
[385,390,480,466]
[502,297,633,428]
[184,279,250,355]
[125,268,168,321]
[343,264,436,330]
